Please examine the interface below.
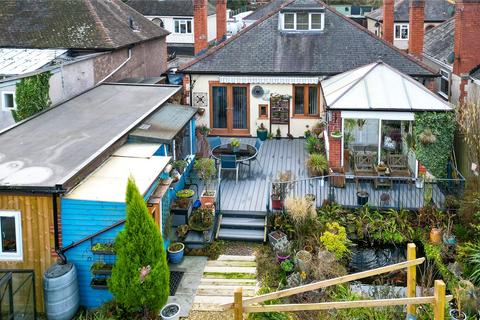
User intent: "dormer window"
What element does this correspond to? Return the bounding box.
[281,10,325,31]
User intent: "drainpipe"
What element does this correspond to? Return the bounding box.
[52,194,67,264]
[189,74,193,106]
[98,46,133,84]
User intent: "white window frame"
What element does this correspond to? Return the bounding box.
[394,23,409,40]
[174,19,192,34]
[438,69,450,99]
[281,12,324,31]
[1,92,16,111]
[0,211,23,261]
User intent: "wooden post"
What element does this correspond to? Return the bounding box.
[406,243,416,316]
[433,280,446,320]
[234,287,243,320]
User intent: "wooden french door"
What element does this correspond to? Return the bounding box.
[209,82,250,135]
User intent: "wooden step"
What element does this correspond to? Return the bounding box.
[221,217,265,228]
[206,260,257,267]
[200,278,257,286]
[218,228,265,241]
[217,255,256,262]
[192,296,234,311]
[203,272,256,279]
[196,285,256,296]
[204,266,256,274]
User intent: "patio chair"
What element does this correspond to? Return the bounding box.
[218,154,239,184]
[354,152,376,187]
[208,136,222,151]
[329,167,345,188]
[387,154,411,178]
[250,138,264,171]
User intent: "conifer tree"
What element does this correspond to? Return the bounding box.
[109,177,169,317]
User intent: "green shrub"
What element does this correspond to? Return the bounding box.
[13,72,52,122]
[109,178,169,317]
[305,136,324,154]
[306,153,328,176]
[319,222,350,260]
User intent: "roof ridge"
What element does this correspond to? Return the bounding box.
[316,0,436,76]
[84,0,115,47]
[181,0,295,72]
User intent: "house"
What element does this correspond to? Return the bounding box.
[0,0,170,130]
[366,0,454,51]
[422,0,480,176]
[243,0,285,26]
[331,4,376,27]
[0,83,198,312]
[126,0,228,56]
[180,0,436,138]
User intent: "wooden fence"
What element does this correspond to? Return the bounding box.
[221,243,452,320]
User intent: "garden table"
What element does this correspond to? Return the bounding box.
[211,143,257,177]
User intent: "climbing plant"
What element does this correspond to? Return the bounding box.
[413,112,456,178]
[13,72,52,122]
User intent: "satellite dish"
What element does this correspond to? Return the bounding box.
[252,85,264,98]
[447,52,455,64]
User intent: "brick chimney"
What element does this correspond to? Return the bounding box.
[216,0,227,43]
[194,0,208,55]
[383,0,394,44]
[408,0,425,58]
[453,0,480,102]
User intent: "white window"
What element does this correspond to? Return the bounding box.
[174,19,192,34]
[438,70,450,98]
[394,23,409,40]
[282,12,324,31]
[0,211,22,261]
[1,92,16,111]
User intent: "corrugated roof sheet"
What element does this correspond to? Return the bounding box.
[0,48,67,76]
[322,61,452,111]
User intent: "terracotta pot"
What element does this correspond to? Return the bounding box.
[303,245,314,253]
[200,190,216,208]
[429,227,443,244]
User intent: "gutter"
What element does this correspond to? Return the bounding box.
[98,47,132,84]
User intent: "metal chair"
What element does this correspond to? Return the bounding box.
[209,136,222,151]
[218,154,239,184]
[249,138,264,172]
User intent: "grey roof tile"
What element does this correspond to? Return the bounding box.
[423,17,454,66]
[126,0,217,17]
[183,0,434,76]
[366,0,454,22]
[245,0,286,20]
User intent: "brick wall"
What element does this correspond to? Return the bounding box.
[216,0,227,43]
[194,0,209,55]
[93,38,168,83]
[408,0,425,58]
[328,111,342,167]
[383,0,394,44]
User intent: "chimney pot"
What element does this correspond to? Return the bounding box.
[382,0,395,44]
[194,0,209,55]
[408,0,425,58]
[216,0,227,43]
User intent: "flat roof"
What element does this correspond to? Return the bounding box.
[0,83,179,191]
[65,142,170,202]
[129,104,197,143]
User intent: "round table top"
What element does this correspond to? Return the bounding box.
[211,143,257,162]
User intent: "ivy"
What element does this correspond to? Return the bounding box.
[13,72,52,122]
[413,112,456,178]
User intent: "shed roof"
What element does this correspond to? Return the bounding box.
[366,0,453,22]
[0,0,169,50]
[126,0,217,17]
[0,84,179,191]
[0,48,67,76]
[129,104,197,143]
[322,61,452,111]
[182,0,434,77]
[65,143,170,202]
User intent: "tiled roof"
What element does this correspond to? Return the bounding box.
[126,0,217,17]
[245,0,286,20]
[423,17,454,66]
[471,66,480,81]
[182,0,434,77]
[0,0,169,50]
[366,0,454,22]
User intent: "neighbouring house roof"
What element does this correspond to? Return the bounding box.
[471,66,480,81]
[423,17,455,67]
[129,104,197,143]
[65,142,170,202]
[182,0,434,77]
[0,83,179,191]
[126,0,217,17]
[0,0,169,50]
[0,48,67,77]
[244,0,285,21]
[366,0,454,22]
[322,61,452,111]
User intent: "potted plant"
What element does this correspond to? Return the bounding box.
[230,138,241,152]
[273,237,291,263]
[377,161,388,173]
[268,230,287,247]
[304,125,311,138]
[312,121,325,137]
[199,124,210,136]
[167,242,185,264]
[416,172,425,189]
[188,207,215,231]
[257,123,268,141]
[160,303,181,320]
[295,250,312,272]
[91,242,115,255]
[280,259,294,275]
[306,153,328,177]
[356,190,369,206]
[194,158,217,207]
[91,262,113,275]
[172,160,188,175]
[330,130,342,139]
[443,212,457,246]
[176,224,189,240]
[276,128,281,140]
[271,171,293,210]
[176,189,195,200]
[170,197,193,217]
[429,208,444,245]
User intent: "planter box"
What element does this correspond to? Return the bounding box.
[268,230,287,247]
[90,279,108,290]
[170,200,193,216]
[271,198,284,210]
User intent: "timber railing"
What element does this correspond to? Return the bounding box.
[221,244,452,320]
[270,175,465,210]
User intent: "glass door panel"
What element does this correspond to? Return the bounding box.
[232,86,247,129]
[212,86,227,129]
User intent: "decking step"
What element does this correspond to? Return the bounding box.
[204,266,257,274]
[206,260,257,267]
[221,217,265,228]
[221,211,267,218]
[192,296,234,311]
[196,285,256,296]
[218,228,265,241]
[217,255,256,262]
[200,278,257,286]
[203,272,256,279]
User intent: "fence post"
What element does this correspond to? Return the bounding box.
[234,287,243,320]
[406,243,416,316]
[433,280,446,320]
